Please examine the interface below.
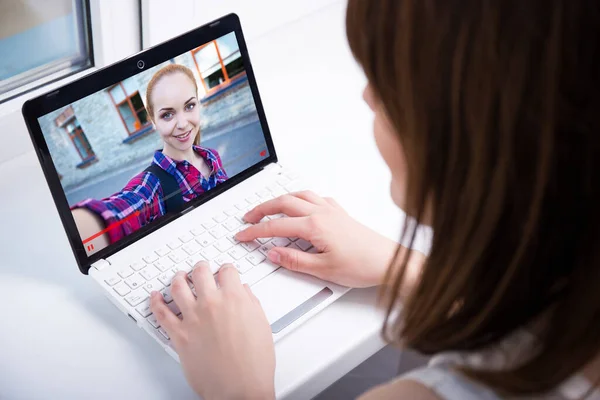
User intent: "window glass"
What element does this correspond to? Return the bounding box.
[0,0,92,102]
[109,85,126,104]
[118,102,137,133]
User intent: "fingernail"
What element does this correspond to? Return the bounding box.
[268,250,281,264]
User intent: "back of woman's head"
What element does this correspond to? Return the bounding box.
[347,0,600,395]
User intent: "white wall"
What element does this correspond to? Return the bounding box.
[142,0,342,48]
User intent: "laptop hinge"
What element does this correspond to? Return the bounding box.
[91,259,111,271]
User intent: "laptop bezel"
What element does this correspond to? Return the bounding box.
[22,13,278,275]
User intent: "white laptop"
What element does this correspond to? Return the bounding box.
[22,13,348,360]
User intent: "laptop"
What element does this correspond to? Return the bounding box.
[22,13,348,360]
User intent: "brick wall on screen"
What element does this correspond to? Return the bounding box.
[38,90,162,193]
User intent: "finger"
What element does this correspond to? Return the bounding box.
[191,261,218,298]
[150,291,182,341]
[323,196,345,211]
[217,264,242,289]
[170,271,196,316]
[243,284,260,305]
[243,194,316,223]
[288,190,328,206]
[267,246,324,274]
[236,217,311,242]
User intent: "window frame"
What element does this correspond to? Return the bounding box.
[55,107,95,161]
[67,120,95,160]
[107,83,151,136]
[191,40,245,96]
[0,0,94,105]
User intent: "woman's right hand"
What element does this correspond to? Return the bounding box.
[235,191,417,288]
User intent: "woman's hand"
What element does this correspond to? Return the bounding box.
[235,191,406,288]
[150,265,275,400]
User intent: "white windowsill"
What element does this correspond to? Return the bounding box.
[0,0,141,165]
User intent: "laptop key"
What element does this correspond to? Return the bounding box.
[200,245,220,260]
[182,241,201,255]
[113,282,131,296]
[276,176,291,186]
[246,251,266,266]
[223,218,242,232]
[130,261,146,271]
[214,238,233,253]
[169,249,187,264]
[228,245,248,260]
[136,300,152,318]
[147,314,160,328]
[190,227,204,236]
[224,207,238,216]
[154,258,174,272]
[186,254,206,267]
[178,232,194,243]
[167,240,182,250]
[257,237,272,244]
[125,273,145,290]
[213,212,227,223]
[271,237,291,248]
[234,259,254,274]
[125,291,148,307]
[140,265,160,281]
[201,219,217,229]
[158,327,170,340]
[209,225,227,239]
[118,266,134,279]
[104,275,121,286]
[155,246,170,257]
[245,194,259,204]
[167,301,181,316]
[143,278,164,294]
[240,240,260,252]
[295,239,313,252]
[143,253,159,264]
[226,233,241,245]
[214,253,234,267]
[256,189,270,199]
[259,242,275,256]
[161,286,173,303]
[158,270,176,286]
[196,232,214,247]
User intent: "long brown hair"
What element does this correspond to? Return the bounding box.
[347,0,600,395]
[146,63,201,145]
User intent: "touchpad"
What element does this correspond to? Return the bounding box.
[251,268,332,333]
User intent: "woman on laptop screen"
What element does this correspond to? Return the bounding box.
[72,64,228,250]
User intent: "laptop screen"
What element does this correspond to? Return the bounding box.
[36,31,270,258]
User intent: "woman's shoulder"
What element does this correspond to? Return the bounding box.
[359,377,441,400]
[360,365,503,400]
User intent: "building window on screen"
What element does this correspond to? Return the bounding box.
[192,32,245,95]
[55,106,96,168]
[108,80,152,136]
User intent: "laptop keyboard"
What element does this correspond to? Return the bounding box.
[101,170,315,342]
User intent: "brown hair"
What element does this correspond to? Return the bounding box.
[145,63,201,145]
[347,0,600,396]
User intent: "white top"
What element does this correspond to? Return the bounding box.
[0,3,432,399]
[401,329,600,400]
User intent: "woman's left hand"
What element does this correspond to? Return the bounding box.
[150,263,275,400]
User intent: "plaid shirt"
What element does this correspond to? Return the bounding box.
[74,146,228,244]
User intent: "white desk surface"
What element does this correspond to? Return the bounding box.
[0,3,431,399]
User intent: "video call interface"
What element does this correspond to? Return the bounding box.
[37,32,269,256]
